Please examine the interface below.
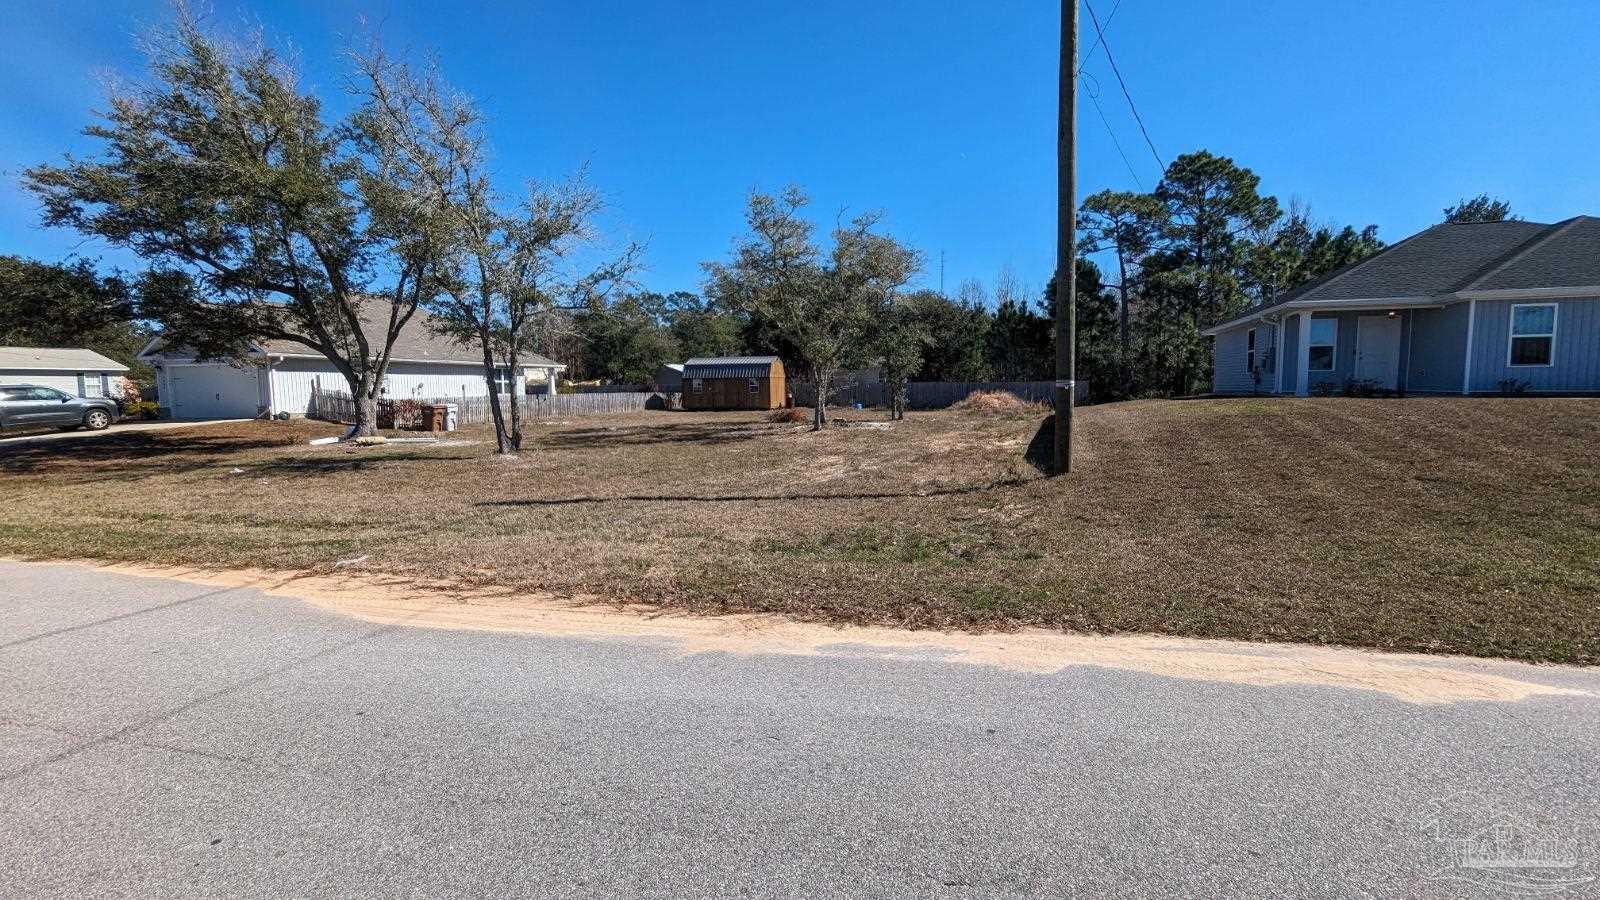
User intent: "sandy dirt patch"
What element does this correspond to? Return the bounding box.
[27,559,1592,707]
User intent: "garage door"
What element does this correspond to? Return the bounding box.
[167,364,263,419]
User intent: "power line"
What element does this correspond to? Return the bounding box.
[1087,84,1142,190]
[1075,0,1122,76]
[1084,0,1164,174]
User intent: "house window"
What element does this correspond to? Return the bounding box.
[1245,328,1257,372]
[494,367,513,394]
[79,373,103,398]
[1308,318,1337,371]
[1508,303,1556,367]
[747,378,759,394]
[691,378,703,392]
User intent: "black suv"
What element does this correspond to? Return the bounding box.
[0,385,122,432]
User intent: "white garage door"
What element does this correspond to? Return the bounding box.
[167,364,262,419]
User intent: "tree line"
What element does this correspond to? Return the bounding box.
[553,168,1518,407]
[11,7,1520,442]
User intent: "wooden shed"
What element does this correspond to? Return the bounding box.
[681,356,787,410]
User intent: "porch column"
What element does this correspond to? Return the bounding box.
[1273,321,1285,394]
[1296,313,1313,397]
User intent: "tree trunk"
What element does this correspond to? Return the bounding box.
[347,368,380,437]
[506,344,524,452]
[354,390,378,437]
[813,368,829,431]
[480,340,511,454]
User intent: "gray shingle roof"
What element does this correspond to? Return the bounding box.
[683,356,781,379]
[1466,216,1600,291]
[0,346,128,372]
[144,305,562,369]
[257,313,562,369]
[1297,220,1551,301]
[1212,216,1599,332]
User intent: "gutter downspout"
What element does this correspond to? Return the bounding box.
[1461,300,1477,395]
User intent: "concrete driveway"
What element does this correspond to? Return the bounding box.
[0,419,250,447]
[2,561,1597,898]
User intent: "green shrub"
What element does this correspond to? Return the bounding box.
[121,401,161,420]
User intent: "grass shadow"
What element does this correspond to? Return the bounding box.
[241,452,477,477]
[539,421,774,449]
[0,433,310,485]
[477,478,1033,507]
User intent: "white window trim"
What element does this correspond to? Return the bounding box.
[1307,318,1337,372]
[1245,327,1257,373]
[1507,302,1557,368]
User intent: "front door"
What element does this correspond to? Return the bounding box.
[1355,315,1403,390]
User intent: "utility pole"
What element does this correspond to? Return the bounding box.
[1053,0,1078,474]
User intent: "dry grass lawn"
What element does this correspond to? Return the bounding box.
[1,398,1596,663]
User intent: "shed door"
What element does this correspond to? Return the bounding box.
[1355,316,1402,389]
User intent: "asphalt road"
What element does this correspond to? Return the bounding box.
[2,562,1598,898]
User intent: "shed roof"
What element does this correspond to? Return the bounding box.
[683,356,781,379]
[0,346,128,373]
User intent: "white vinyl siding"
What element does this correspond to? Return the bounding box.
[269,359,495,416]
[0,369,122,396]
[0,372,83,394]
[265,358,560,415]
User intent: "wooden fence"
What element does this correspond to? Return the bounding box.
[308,387,672,426]
[790,380,1088,409]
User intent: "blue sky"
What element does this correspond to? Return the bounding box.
[3,0,1598,301]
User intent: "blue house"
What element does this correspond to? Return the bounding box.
[1204,216,1600,395]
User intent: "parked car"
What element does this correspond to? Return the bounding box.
[0,385,121,432]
